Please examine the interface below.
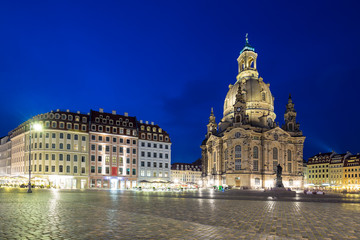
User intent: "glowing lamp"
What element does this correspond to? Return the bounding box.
[33,123,43,131]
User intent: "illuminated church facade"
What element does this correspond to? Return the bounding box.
[201,37,305,189]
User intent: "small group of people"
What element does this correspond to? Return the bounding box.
[304,189,325,195]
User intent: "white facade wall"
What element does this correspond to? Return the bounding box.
[138,139,171,182]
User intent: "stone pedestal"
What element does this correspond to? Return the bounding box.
[276,176,284,188]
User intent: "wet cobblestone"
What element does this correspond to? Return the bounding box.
[1,188,360,239]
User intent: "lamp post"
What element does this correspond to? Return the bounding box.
[27,121,42,193]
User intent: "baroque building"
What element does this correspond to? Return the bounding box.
[89,109,138,189]
[9,110,89,189]
[171,163,202,186]
[306,151,360,191]
[201,37,305,189]
[0,108,171,189]
[138,120,171,183]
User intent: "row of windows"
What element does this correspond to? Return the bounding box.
[94,117,133,127]
[224,146,292,161]
[90,145,136,154]
[140,152,169,159]
[91,156,136,164]
[140,161,169,168]
[308,165,327,168]
[224,160,291,172]
[140,170,168,177]
[140,125,163,133]
[140,133,168,142]
[31,164,86,174]
[40,113,87,122]
[345,168,359,172]
[45,121,87,131]
[90,166,136,175]
[345,174,359,178]
[309,169,329,173]
[31,132,86,141]
[308,168,360,173]
[91,125,136,135]
[140,142,169,149]
[309,174,329,179]
[91,135,136,145]
[30,153,86,162]
[29,143,86,151]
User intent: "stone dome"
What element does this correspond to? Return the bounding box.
[222,77,276,127]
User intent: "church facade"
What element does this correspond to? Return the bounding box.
[201,37,305,189]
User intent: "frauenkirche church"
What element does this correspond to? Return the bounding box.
[201,36,305,189]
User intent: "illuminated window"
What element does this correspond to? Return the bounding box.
[273,148,278,160]
[253,160,258,171]
[288,150,291,161]
[253,146,259,159]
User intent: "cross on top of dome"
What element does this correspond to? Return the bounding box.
[240,33,255,54]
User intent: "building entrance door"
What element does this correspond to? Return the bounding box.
[235,177,240,187]
[81,179,86,189]
[110,179,117,189]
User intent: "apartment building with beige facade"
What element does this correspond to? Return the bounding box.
[8,110,89,189]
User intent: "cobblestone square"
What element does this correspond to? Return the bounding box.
[1,188,360,240]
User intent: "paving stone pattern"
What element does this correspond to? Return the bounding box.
[1,189,360,240]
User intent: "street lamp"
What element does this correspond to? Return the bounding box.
[27,121,43,193]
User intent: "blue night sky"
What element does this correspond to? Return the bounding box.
[0,1,360,163]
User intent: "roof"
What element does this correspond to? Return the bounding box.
[344,155,360,167]
[307,152,334,165]
[138,122,171,143]
[171,163,202,171]
[240,36,255,54]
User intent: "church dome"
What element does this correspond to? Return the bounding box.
[221,36,277,128]
[223,78,275,124]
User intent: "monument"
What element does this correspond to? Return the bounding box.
[270,164,296,197]
[275,164,284,188]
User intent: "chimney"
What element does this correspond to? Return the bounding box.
[140,120,143,123]
[99,108,104,113]
[151,122,154,125]
[146,121,149,124]
[56,109,60,112]
[124,112,128,116]
[77,111,80,114]
[66,109,69,112]
[87,113,90,115]
[112,110,116,115]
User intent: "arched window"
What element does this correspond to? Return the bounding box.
[253,146,259,159]
[249,58,254,68]
[235,145,241,170]
[273,147,278,160]
[288,123,293,131]
[262,92,266,101]
[287,150,291,161]
[235,145,241,158]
